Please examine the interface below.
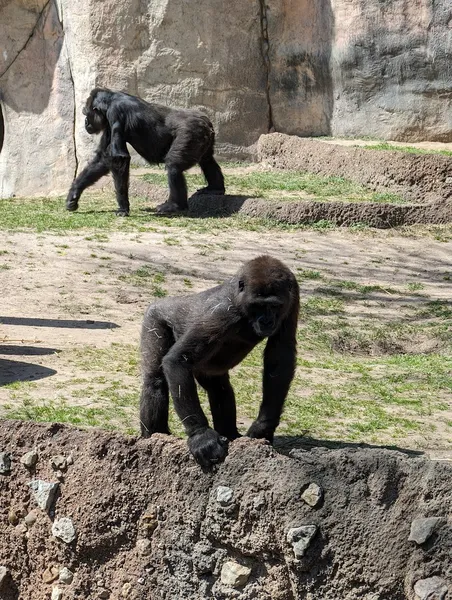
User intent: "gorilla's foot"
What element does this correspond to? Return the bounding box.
[155,201,187,214]
[115,209,130,217]
[194,186,225,196]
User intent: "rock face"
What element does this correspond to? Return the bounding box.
[0,420,450,600]
[0,0,451,198]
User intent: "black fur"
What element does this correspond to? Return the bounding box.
[66,88,225,216]
[140,255,300,468]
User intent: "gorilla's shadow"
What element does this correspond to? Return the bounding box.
[273,434,424,458]
[0,358,57,386]
[0,317,119,329]
[139,194,249,218]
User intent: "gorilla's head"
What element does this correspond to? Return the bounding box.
[236,255,297,338]
[82,89,110,135]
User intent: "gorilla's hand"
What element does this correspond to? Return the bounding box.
[246,420,274,443]
[188,428,228,468]
[66,189,80,212]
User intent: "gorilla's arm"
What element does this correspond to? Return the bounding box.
[247,295,299,441]
[161,325,229,468]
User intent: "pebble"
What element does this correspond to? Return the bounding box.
[66,454,74,466]
[51,587,63,600]
[59,567,74,585]
[220,561,251,588]
[8,508,20,526]
[252,494,265,510]
[25,510,38,527]
[98,590,110,598]
[20,450,38,468]
[287,525,318,558]
[414,576,448,600]
[409,517,442,545]
[28,480,59,512]
[121,582,132,597]
[50,455,67,471]
[0,452,11,474]
[52,518,77,544]
[216,486,234,506]
[15,523,28,535]
[0,566,8,587]
[136,538,151,556]
[301,483,323,507]
[43,566,60,583]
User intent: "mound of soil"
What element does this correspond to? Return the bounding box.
[0,421,450,599]
[258,134,452,205]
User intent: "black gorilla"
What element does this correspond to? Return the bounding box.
[140,255,300,468]
[66,88,225,216]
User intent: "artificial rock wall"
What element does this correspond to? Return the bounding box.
[0,0,451,197]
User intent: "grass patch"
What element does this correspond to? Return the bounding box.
[119,266,168,297]
[142,170,407,204]
[361,142,452,156]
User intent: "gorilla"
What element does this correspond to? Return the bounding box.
[66,88,225,216]
[140,255,300,468]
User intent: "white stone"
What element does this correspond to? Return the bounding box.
[301,483,323,507]
[20,450,38,468]
[287,525,318,558]
[216,486,234,505]
[28,480,59,512]
[414,576,448,600]
[51,587,63,600]
[52,518,77,544]
[59,567,74,584]
[409,517,442,545]
[220,561,251,588]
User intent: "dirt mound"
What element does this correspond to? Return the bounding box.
[258,134,452,205]
[0,421,450,599]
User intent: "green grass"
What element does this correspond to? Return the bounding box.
[142,171,406,204]
[118,266,168,297]
[361,142,452,156]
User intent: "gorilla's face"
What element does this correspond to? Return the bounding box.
[82,105,106,135]
[238,279,289,338]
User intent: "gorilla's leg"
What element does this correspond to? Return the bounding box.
[110,156,131,216]
[196,373,240,440]
[160,164,188,214]
[140,308,174,436]
[197,152,225,196]
[66,157,110,211]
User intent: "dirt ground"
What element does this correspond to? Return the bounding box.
[0,420,450,600]
[0,222,451,453]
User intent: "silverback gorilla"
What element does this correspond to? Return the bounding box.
[140,255,300,468]
[66,88,225,216]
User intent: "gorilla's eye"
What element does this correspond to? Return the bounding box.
[238,280,245,292]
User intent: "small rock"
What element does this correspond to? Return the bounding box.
[136,538,151,556]
[301,483,323,507]
[121,583,132,597]
[221,561,251,587]
[137,578,145,585]
[59,567,74,585]
[51,587,63,600]
[287,525,318,558]
[409,517,442,545]
[0,566,8,588]
[50,455,67,471]
[98,590,110,599]
[66,454,74,466]
[0,452,11,474]
[43,566,60,583]
[25,510,38,527]
[15,523,28,535]
[52,518,77,544]
[20,450,39,468]
[8,508,20,526]
[216,486,234,506]
[252,494,265,510]
[28,480,59,512]
[414,576,448,600]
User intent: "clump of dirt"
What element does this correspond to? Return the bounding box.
[0,420,450,599]
[331,330,445,356]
